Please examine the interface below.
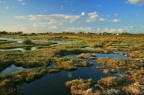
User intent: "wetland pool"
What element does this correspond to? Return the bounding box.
[23,54,129,95]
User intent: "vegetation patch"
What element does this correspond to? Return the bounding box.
[77,53,95,59]
[0,67,48,95]
[96,58,144,70]
[55,57,92,71]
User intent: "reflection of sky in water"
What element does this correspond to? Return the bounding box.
[0,65,24,74]
[24,67,107,95]
[67,72,72,78]
[0,38,72,44]
[95,54,130,60]
[67,53,130,61]
[0,38,74,51]
[23,53,129,95]
[0,48,25,51]
[0,47,38,51]
[113,51,130,55]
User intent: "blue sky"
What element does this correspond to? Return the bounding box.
[0,0,144,33]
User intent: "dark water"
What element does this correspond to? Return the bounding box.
[0,45,130,95]
[23,66,107,95]
[22,54,129,95]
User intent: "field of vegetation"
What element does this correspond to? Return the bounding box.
[0,32,144,95]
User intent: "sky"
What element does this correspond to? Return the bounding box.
[0,0,144,33]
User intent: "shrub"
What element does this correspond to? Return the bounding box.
[23,40,33,44]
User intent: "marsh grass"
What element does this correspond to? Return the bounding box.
[0,33,144,95]
[0,41,57,49]
[0,40,16,44]
[0,67,48,94]
[55,57,92,71]
[96,58,144,70]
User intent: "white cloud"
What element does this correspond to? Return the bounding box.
[99,18,107,21]
[81,12,85,16]
[87,12,98,22]
[63,27,92,32]
[128,0,144,5]
[111,19,121,23]
[17,0,23,1]
[15,14,80,24]
[17,0,26,5]
[48,26,57,30]
[103,28,125,33]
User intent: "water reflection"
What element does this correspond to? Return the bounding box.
[67,72,72,78]
[95,54,130,60]
[0,47,38,52]
[0,38,73,44]
[0,64,24,74]
[23,67,106,95]
[113,51,130,55]
[0,38,74,51]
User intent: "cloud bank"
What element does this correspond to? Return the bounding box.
[128,0,144,5]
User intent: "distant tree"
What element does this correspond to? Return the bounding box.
[0,31,8,34]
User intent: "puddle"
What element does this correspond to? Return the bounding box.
[0,64,25,74]
[0,38,23,43]
[0,48,25,51]
[0,38,73,44]
[0,47,38,51]
[0,38,74,51]
[68,53,130,60]
[95,54,130,60]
